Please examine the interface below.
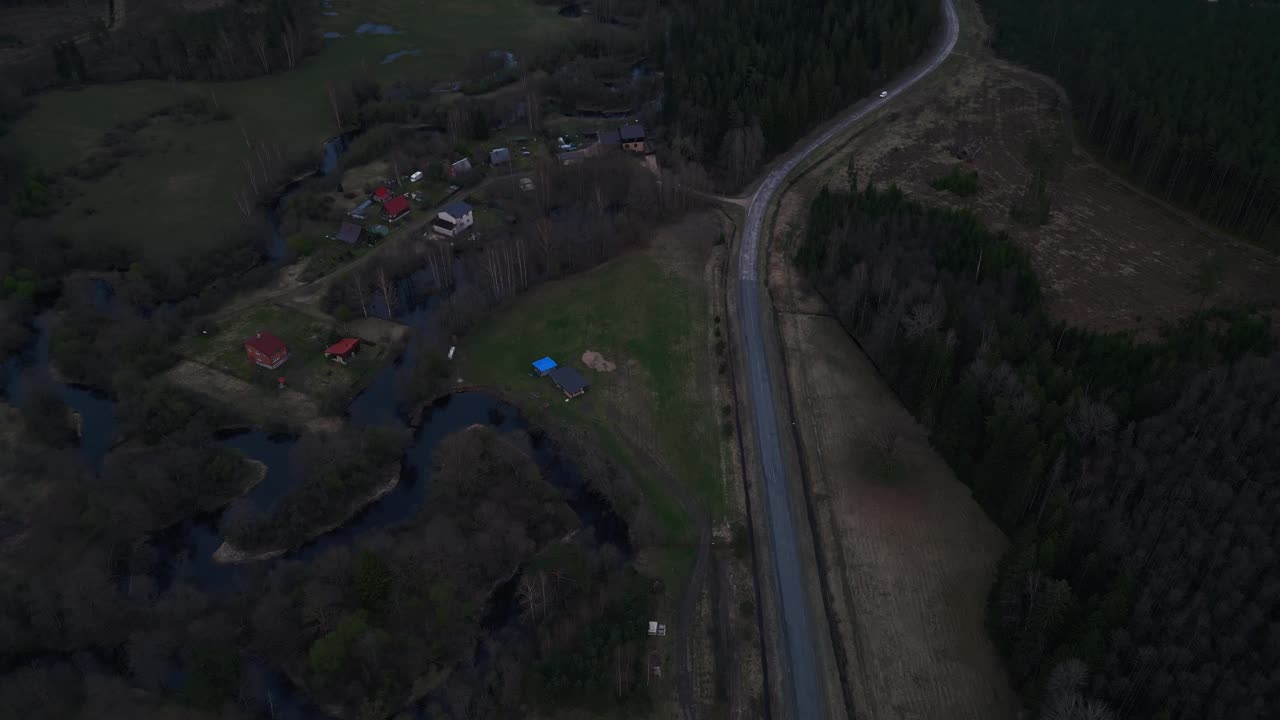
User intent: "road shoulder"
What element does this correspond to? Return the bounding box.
[767,226,1020,720]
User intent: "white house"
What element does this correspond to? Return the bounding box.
[431,200,475,237]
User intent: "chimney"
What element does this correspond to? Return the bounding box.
[257,332,262,339]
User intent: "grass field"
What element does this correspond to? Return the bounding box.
[180,302,387,402]
[459,214,726,581]
[5,0,573,261]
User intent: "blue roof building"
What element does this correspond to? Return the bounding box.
[532,357,557,376]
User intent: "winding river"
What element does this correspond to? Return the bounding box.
[1,134,621,718]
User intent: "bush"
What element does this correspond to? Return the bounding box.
[343,126,397,167]
[11,176,53,217]
[286,233,324,257]
[20,384,77,448]
[930,166,979,197]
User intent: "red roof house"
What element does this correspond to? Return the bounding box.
[382,195,411,222]
[372,186,392,203]
[324,338,361,364]
[245,331,289,369]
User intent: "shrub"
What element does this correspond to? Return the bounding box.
[930,166,979,197]
[286,233,324,257]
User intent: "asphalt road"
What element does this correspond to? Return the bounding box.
[733,1,959,717]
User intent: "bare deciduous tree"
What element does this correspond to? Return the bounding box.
[376,266,397,320]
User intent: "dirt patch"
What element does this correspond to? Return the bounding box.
[345,316,411,346]
[581,350,615,372]
[780,0,1280,335]
[165,358,337,432]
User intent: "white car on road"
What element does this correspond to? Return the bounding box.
[879,90,889,98]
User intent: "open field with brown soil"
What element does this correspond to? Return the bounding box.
[772,0,1280,335]
[769,244,1019,720]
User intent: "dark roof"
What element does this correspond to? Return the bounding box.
[335,222,362,244]
[383,195,411,217]
[599,129,621,145]
[325,338,360,355]
[245,331,286,356]
[432,217,456,230]
[442,200,472,218]
[619,123,645,141]
[557,148,591,163]
[549,365,589,394]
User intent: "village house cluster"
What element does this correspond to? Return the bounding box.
[556,122,652,166]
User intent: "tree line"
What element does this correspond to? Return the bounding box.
[797,182,1278,720]
[663,0,938,188]
[979,0,1280,246]
[3,0,321,91]
[323,150,697,335]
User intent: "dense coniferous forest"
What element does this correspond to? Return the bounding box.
[797,184,1279,720]
[663,0,938,187]
[979,0,1280,246]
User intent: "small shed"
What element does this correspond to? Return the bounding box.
[532,357,557,376]
[324,338,361,364]
[490,147,512,165]
[447,157,473,178]
[334,222,362,245]
[372,186,392,203]
[350,199,374,219]
[549,365,589,399]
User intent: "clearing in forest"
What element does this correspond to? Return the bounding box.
[171,302,389,424]
[773,0,1280,335]
[460,213,727,547]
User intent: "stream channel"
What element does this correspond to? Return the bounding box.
[1,136,627,718]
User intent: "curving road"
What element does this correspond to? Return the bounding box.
[733,1,959,717]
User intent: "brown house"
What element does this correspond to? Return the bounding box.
[245,331,289,369]
[619,123,647,153]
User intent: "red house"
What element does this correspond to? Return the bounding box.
[382,194,411,222]
[372,186,392,203]
[324,338,360,364]
[244,331,289,369]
